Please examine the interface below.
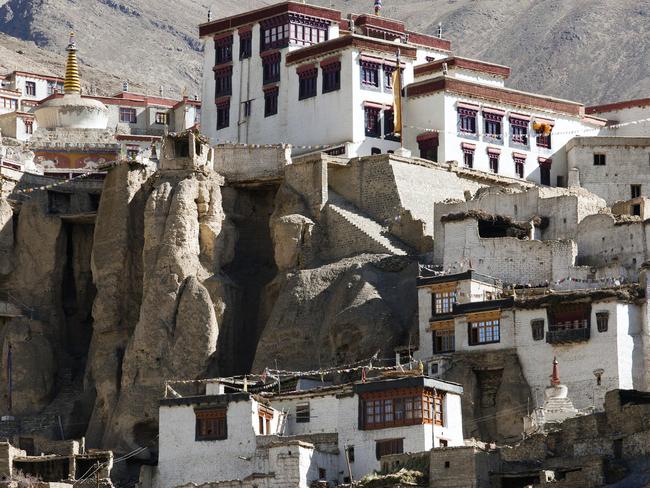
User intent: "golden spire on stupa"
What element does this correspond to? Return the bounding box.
[64,32,81,95]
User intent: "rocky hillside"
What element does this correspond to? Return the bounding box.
[1,0,650,104]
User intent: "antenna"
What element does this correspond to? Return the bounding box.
[207,8,212,22]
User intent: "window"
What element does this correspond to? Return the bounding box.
[262,53,281,85]
[536,133,552,149]
[468,319,500,345]
[557,175,565,188]
[1,97,17,110]
[461,144,475,168]
[347,446,355,463]
[539,158,552,186]
[483,111,503,140]
[360,60,380,88]
[258,405,273,435]
[632,204,641,216]
[371,147,381,155]
[631,184,641,199]
[531,319,544,341]
[261,20,289,51]
[489,154,499,173]
[47,81,62,95]
[384,109,396,140]
[264,87,278,117]
[375,439,403,460]
[24,81,36,97]
[288,17,329,46]
[434,329,455,353]
[298,68,317,100]
[155,112,168,125]
[195,408,227,441]
[318,468,326,480]
[322,62,341,93]
[214,67,232,97]
[215,36,233,65]
[510,117,529,146]
[217,100,230,130]
[596,312,609,332]
[383,66,402,92]
[296,403,310,423]
[119,107,137,123]
[440,439,449,448]
[126,146,139,160]
[239,31,252,59]
[593,153,606,166]
[24,120,33,135]
[365,106,381,137]
[417,133,439,162]
[362,389,443,430]
[514,156,525,178]
[242,100,252,118]
[433,291,455,314]
[458,107,477,134]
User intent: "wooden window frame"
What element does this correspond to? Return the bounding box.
[239,32,252,59]
[195,408,227,441]
[298,68,318,100]
[458,108,477,134]
[596,311,609,333]
[262,53,281,85]
[360,387,444,430]
[154,112,168,125]
[322,62,341,93]
[25,81,36,97]
[531,319,544,341]
[631,184,642,199]
[510,118,529,146]
[215,36,233,65]
[296,403,310,423]
[375,438,404,460]
[593,153,606,166]
[433,328,455,353]
[119,107,137,124]
[365,106,381,138]
[360,60,380,89]
[216,100,230,130]
[468,319,500,346]
[433,290,455,315]
[264,87,278,117]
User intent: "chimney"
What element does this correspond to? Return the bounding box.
[437,22,443,39]
[207,8,212,22]
[122,80,129,92]
[159,85,164,97]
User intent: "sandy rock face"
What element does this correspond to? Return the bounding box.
[90,167,230,452]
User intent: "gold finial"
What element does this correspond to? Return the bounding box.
[64,32,81,95]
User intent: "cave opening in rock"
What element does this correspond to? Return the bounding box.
[219,185,279,375]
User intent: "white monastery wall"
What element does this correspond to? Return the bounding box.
[594,106,650,137]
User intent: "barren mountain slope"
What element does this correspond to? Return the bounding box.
[1,0,649,104]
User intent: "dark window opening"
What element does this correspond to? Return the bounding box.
[296,403,310,423]
[536,133,552,149]
[514,158,525,178]
[433,329,455,353]
[264,88,278,117]
[384,109,399,141]
[119,107,137,124]
[375,439,404,460]
[531,319,544,341]
[174,137,190,158]
[371,147,381,155]
[483,112,503,140]
[217,102,230,130]
[262,53,281,84]
[632,204,641,216]
[347,446,355,463]
[215,36,233,65]
[593,153,606,166]
[239,33,252,59]
[298,69,318,100]
[547,302,591,344]
[540,164,551,186]
[322,62,341,93]
[489,155,499,173]
[631,184,642,199]
[365,106,380,137]
[478,217,528,239]
[25,81,36,96]
[318,468,326,479]
[510,118,529,145]
[596,311,609,332]
[418,134,438,162]
[214,67,232,97]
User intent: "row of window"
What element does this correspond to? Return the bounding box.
[214,16,329,66]
[117,107,169,125]
[364,106,398,140]
[360,60,401,93]
[297,62,341,99]
[458,107,552,150]
[0,97,18,110]
[432,312,610,353]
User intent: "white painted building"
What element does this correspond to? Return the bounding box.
[415,269,650,412]
[151,375,464,488]
[403,57,605,186]
[198,2,450,156]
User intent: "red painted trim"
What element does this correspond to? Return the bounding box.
[414,57,510,79]
[487,147,501,155]
[238,26,253,34]
[213,31,234,41]
[286,34,417,65]
[38,92,180,108]
[538,156,552,166]
[407,77,585,117]
[7,70,64,83]
[586,97,650,115]
[115,134,162,141]
[296,63,317,74]
[483,107,505,116]
[461,142,476,150]
[416,132,438,142]
[199,1,342,37]
[363,101,385,109]
[512,152,527,159]
[457,102,480,111]
[533,116,555,125]
[355,14,405,34]
[320,56,340,67]
[510,112,531,121]
[406,31,451,52]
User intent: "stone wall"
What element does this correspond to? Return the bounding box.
[214,144,291,184]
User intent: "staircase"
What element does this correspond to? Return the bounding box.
[326,191,412,257]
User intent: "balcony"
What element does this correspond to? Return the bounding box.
[546,326,590,344]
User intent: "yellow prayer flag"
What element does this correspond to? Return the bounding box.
[392,69,402,137]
